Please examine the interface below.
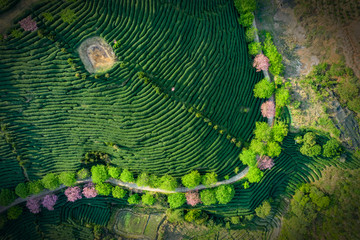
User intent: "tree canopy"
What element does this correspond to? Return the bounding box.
[42,173,60,190]
[108,166,121,179]
[239,148,257,166]
[136,172,150,187]
[215,184,235,204]
[253,78,275,99]
[119,169,135,183]
[128,194,140,205]
[112,186,126,199]
[0,189,16,206]
[323,139,341,158]
[254,121,272,142]
[91,165,109,184]
[201,172,218,186]
[255,200,271,218]
[181,170,201,189]
[200,189,217,205]
[58,172,76,187]
[159,175,178,191]
[95,183,112,196]
[15,183,29,199]
[168,193,186,208]
[141,192,156,206]
[247,166,264,183]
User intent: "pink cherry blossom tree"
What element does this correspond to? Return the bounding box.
[253,54,270,72]
[82,182,98,198]
[26,197,41,214]
[257,156,274,170]
[19,16,38,32]
[185,191,201,206]
[65,186,82,202]
[261,100,276,118]
[42,194,58,210]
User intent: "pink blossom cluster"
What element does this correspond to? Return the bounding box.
[26,194,59,213]
[19,16,38,32]
[26,197,42,214]
[185,191,202,206]
[65,186,82,202]
[42,194,58,210]
[257,156,274,170]
[261,100,276,118]
[82,182,98,198]
[253,54,270,72]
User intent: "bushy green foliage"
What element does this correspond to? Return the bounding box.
[255,200,271,218]
[322,139,341,158]
[15,183,29,198]
[243,181,250,189]
[136,172,150,186]
[166,209,184,223]
[202,172,218,186]
[245,27,257,42]
[184,209,201,223]
[112,186,126,199]
[108,166,121,179]
[275,87,290,108]
[266,141,282,157]
[272,121,288,142]
[11,29,22,38]
[263,32,284,76]
[253,78,275,99]
[42,173,60,190]
[159,175,178,191]
[215,184,235,204]
[77,168,89,179]
[59,172,76,187]
[249,139,267,156]
[120,169,135,183]
[254,121,272,142]
[248,42,262,55]
[168,193,186,208]
[200,189,217,205]
[7,206,22,220]
[239,149,257,166]
[298,133,322,157]
[95,183,112,195]
[91,165,109,184]
[181,170,201,189]
[28,180,44,195]
[148,175,161,188]
[238,12,254,27]
[233,0,256,13]
[128,194,140,204]
[0,189,16,206]
[141,192,156,206]
[247,166,264,183]
[60,8,76,24]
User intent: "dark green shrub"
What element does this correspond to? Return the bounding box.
[7,206,22,220]
[0,189,16,206]
[15,183,29,198]
[128,194,140,204]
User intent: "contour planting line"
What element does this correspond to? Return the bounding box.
[0,166,249,214]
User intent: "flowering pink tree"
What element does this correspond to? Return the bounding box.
[82,182,98,198]
[42,194,58,210]
[26,197,41,214]
[253,54,270,72]
[65,186,82,202]
[257,156,274,170]
[185,191,201,206]
[19,16,38,32]
[261,100,276,118]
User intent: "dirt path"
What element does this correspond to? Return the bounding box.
[0,166,249,214]
[0,0,41,33]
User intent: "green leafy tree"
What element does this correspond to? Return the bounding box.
[136,172,150,186]
[247,166,264,183]
[243,181,250,189]
[323,139,341,158]
[168,193,186,208]
[112,186,126,199]
[238,12,254,27]
[275,87,290,108]
[200,189,217,205]
[7,206,22,220]
[181,170,201,189]
[249,139,267,156]
[59,172,76,187]
[263,32,284,76]
[42,173,60,190]
[255,200,271,218]
[215,184,235,204]
[77,168,89,179]
[272,121,289,142]
[108,166,121,179]
[233,0,256,13]
[120,169,135,183]
[91,165,109,184]
[254,121,272,142]
[245,27,257,42]
[60,8,76,24]
[95,183,112,195]
[159,175,178,191]
[128,194,140,204]
[248,42,262,55]
[299,133,322,157]
[141,192,156,206]
[0,189,16,206]
[28,180,44,195]
[184,209,202,223]
[202,172,218,186]
[148,174,160,188]
[239,149,257,166]
[166,209,184,223]
[231,216,241,224]
[267,141,282,157]
[253,78,275,99]
[15,183,29,199]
